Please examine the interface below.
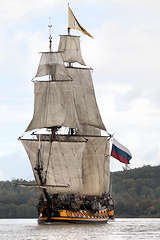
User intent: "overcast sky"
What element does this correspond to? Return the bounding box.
[1,0,160,180]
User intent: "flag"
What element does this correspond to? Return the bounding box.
[111,138,132,164]
[68,6,93,38]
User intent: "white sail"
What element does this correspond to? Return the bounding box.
[66,67,106,132]
[78,125,101,136]
[21,139,85,194]
[35,52,71,80]
[21,136,110,196]
[58,35,86,65]
[82,136,110,195]
[26,68,106,133]
[21,17,111,202]
[26,81,79,132]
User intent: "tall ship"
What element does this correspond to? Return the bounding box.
[18,6,126,224]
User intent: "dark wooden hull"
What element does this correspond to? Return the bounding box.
[38,216,109,224]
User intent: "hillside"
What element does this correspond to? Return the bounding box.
[0,180,38,218]
[0,165,160,218]
[112,165,160,217]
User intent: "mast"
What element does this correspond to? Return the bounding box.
[48,18,59,138]
[67,3,71,36]
[48,17,52,53]
[48,17,54,83]
[20,7,110,197]
[67,7,74,134]
[34,136,52,218]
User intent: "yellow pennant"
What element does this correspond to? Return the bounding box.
[68,6,93,38]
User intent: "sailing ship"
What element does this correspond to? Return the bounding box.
[19,6,115,224]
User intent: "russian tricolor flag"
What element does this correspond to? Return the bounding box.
[111,138,132,164]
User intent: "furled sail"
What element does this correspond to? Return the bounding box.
[35,52,71,80]
[26,81,79,131]
[66,67,106,133]
[58,35,86,66]
[21,136,110,195]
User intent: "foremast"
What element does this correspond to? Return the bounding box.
[48,18,60,137]
[30,22,55,214]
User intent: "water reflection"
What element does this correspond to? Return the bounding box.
[0,218,160,240]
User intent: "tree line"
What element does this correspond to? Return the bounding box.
[0,165,160,218]
[111,165,160,217]
[0,180,38,218]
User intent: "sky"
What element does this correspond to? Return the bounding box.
[1,0,160,180]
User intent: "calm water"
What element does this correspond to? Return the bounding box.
[0,218,160,240]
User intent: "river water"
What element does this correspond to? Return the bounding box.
[0,218,160,240]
